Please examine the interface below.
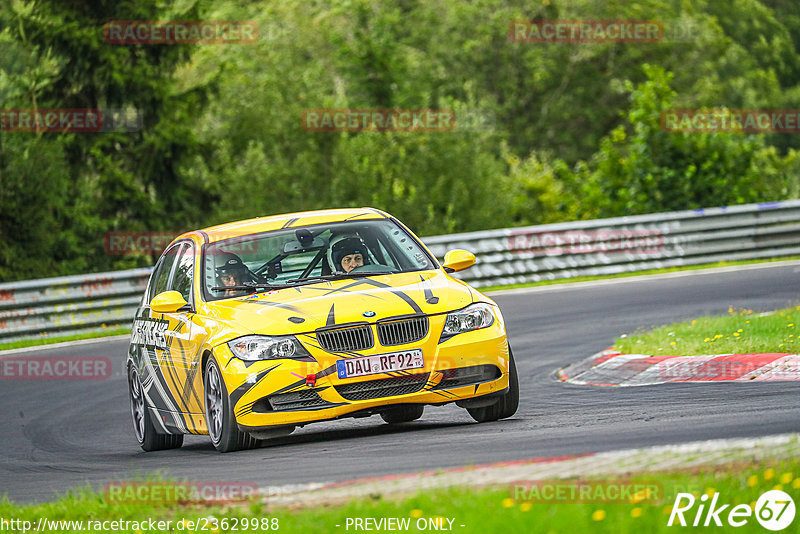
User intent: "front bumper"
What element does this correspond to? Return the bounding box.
[215,314,510,430]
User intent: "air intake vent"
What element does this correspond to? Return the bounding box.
[377,316,429,346]
[432,365,501,390]
[335,373,429,401]
[317,325,374,352]
[263,389,329,412]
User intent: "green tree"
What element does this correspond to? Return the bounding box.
[582,64,799,218]
[0,0,214,280]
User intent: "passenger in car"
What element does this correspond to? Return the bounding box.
[215,253,250,296]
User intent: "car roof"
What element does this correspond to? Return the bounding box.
[183,207,390,243]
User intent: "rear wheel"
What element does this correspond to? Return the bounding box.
[128,365,183,451]
[380,405,424,424]
[205,357,261,453]
[466,349,519,423]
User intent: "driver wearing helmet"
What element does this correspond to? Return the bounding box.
[215,253,249,296]
[327,234,369,273]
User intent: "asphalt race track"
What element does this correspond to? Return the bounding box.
[3,262,800,503]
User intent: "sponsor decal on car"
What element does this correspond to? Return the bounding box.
[130,319,169,350]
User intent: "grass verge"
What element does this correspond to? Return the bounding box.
[0,328,131,352]
[1,459,798,533]
[614,306,800,355]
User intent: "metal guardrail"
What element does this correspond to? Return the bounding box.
[424,200,800,287]
[0,269,150,343]
[2,200,800,343]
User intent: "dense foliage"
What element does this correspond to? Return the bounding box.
[1,0,799,280]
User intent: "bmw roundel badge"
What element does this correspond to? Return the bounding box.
[363,311,376,318]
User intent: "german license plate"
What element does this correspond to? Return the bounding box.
[336,349,424,379]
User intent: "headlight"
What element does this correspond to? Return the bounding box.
[442,303,495,339]
[227,335,310,361]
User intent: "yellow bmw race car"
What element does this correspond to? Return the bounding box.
[126,208,518,452]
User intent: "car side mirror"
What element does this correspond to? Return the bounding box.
[150,290,190,313]
[442,249,476,273]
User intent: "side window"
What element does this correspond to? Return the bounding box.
[171,243,194,304]
[145,256,166,305]
[149,244,182,303]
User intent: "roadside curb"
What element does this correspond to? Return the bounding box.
[557,348,800,386]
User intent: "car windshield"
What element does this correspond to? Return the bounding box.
[202,219,436,300]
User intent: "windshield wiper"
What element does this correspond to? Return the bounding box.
[284,275,336,283]
[210,282,294,293]
[286,272,395,283]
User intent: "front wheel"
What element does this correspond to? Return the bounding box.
[381,405,424,424]
[128,365,183,451]
[205,357,261,453]
[466,349,519,423]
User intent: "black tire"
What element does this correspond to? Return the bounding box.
[466,349,519,423]
[380,405,424,424]
[204,357,261,453]
[128,365,183,451]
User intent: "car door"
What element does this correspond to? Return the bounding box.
[130,241,206,434]
[130,243,183,433]
[159,241,207,432]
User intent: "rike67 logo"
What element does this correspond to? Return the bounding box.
[668,490,796,530]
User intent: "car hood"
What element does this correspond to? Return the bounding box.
[203,270,484,336]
